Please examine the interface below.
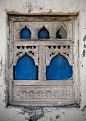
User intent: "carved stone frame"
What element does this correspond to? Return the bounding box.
[8,15,79,106]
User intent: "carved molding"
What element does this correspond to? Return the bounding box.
[14,21,72,40]
[13,86,74,101]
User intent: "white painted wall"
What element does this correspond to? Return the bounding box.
[0,0,86,121]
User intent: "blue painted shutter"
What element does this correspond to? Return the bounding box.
[46,55,72,80]
[14,55,37,80]
[20,27,31,39]
[38,27,49,38]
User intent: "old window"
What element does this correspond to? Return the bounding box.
[8,15,79,106]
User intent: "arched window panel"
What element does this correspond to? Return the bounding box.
[14,54,38,80]
[38,27,49,39]
[20,27,31,39]
[56,27,67,39]
[46,55,72,80]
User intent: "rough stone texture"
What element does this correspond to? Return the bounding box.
[0,0,86,121]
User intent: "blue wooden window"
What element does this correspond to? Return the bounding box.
[14,54,38,80]
[56,27,67,39]
[38,27,49,39]
[46,55,72,80]
[20,27,31,39]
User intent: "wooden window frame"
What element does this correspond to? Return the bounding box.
[8,15,79,106]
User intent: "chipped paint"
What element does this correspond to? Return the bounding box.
[21,108,44,121]
[84,44,86,48]
[0,56,4,76]
[83,35,86,41]
[56,114,60,119]
[82,50,85,57]
[24,1,33,13]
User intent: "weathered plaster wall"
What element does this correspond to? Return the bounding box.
[0,0,86,121]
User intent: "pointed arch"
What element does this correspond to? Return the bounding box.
[14,54,38,80]
[48,52,72,67]
[38,27,49,39]
[56,26,67,39]
[14,51,37,67]
[20,27,31,39]
[46,55,72,80]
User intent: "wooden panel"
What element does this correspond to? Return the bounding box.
[12,85,75,106]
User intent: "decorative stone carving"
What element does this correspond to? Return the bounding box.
[13,21,72,40]
[46,45,73,66]
[13,85,74,101]
[13,45,38,66]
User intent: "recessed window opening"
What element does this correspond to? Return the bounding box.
[56,27,67,39]
[38,27,49,39]
[46,55,72,80]
[14,54,38,80]
[8,15,78,106]
[20,26,31,39]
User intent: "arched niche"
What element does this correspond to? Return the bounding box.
[46,55,72,80]
[38,27,49,39]
[56,27,67,39]
[20,27,31,39]
[14,54,38,80]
